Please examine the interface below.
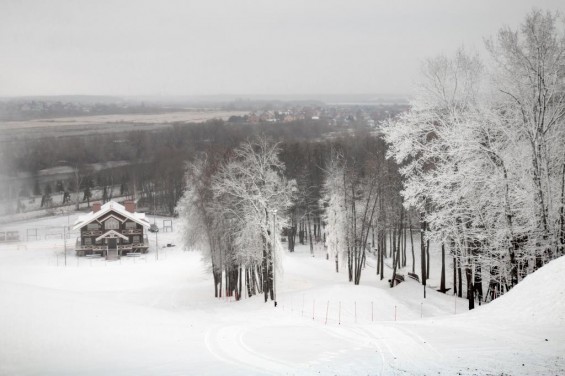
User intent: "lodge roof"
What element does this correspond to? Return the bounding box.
[72,201,150,230]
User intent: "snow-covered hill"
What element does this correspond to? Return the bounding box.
[0,214,563,375]
[471,255,565,325]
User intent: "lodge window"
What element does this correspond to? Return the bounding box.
[87,223,100,230]
[105,218,119,230]
[125,221,136,229]
[84,237,92,245]
[132,235,140,243]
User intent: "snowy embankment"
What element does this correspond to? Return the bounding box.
[0,214,564,375]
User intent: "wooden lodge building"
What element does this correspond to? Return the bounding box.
[73,200,150,259]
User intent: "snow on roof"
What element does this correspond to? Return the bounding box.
[72,201,150,230]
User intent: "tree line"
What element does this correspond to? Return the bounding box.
[384,9,565,309]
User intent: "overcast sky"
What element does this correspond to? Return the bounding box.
[0,0,563,98]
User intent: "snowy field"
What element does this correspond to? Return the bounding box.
[0,110,248,131]
[1,214,564,375]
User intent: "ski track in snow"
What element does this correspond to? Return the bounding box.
[204,323,294,375]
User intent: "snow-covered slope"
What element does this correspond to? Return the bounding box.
[1,214,564,375]
[472,255,565,324]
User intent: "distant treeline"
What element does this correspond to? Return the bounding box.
[0,100,184,121]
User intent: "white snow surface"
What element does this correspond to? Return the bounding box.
[72,201,149,230]
[1,214,564,375]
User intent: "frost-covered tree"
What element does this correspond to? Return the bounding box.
[384,10,565,308]
[212,137,296,302]
[177,137,296,302]
[321,149,382,285]
[321,152,348,273]
[486,9,565,267]
[177,154,225,297]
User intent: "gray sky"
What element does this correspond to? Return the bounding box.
[1,0,563,97]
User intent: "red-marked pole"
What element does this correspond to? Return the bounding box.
[325,301,329,325]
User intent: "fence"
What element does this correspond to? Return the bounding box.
[222,291,463,322]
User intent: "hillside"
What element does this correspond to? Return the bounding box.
[0,213,563,375]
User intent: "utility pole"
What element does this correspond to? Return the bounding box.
[63,225,67,267]
[156,231,159,261]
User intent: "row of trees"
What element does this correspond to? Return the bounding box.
[177,132,417,300]
[321,139,404,285]
[384,9,565,309]
[177,138,295,302]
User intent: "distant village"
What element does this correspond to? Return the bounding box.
[228,103,408,129]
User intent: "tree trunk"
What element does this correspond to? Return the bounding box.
[439,243,446,293]
[335,251,339,273]
[426,239,430,280]
[410,218,415,273]
[457,258,462,298]
[376,235,380,276]
[558,162,565,255]
[465,264,474,310]
[420,218,426,291]
[380,231,384,280]
[453,256,457,296]
[474,263,482,306]
[307,213,314,256]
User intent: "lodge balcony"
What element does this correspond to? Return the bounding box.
[75,234,149,258]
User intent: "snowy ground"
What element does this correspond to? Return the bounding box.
[1,214,564,375]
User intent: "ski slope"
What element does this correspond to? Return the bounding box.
[0,214,564,375]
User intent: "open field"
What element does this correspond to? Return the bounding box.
[0,110,248,140]
[1,213,564,375]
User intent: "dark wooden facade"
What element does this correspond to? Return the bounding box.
[75,203,149,258]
